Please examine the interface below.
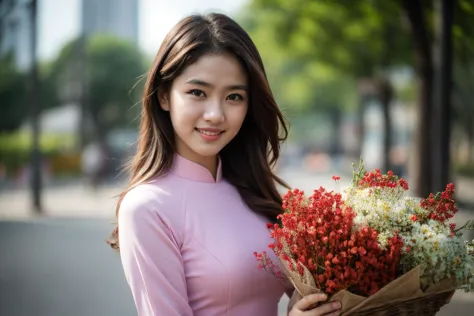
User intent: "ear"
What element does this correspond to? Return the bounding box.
[158,90,170,111]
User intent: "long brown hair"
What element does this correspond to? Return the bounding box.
[108,13,290,250]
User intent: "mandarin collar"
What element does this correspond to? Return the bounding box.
[171,154,222,183]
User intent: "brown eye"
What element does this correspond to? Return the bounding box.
[189,89,205,97]
[227,93,243,101]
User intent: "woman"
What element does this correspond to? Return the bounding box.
[108,13,342,316]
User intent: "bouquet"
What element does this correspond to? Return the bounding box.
[255,160,474,315]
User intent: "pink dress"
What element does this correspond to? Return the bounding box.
[118,154,292,315]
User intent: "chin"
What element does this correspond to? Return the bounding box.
[191,141,229,157]
[192,148,223,158]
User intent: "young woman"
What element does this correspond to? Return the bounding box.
[108,13,342,316]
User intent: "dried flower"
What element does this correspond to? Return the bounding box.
[255,159,474,297]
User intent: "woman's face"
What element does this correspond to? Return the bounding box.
[160,52,249,167]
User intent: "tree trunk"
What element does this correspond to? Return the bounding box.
[432,0,454,193]
[401,0,433,198]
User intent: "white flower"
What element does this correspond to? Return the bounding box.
[340,179,474,291]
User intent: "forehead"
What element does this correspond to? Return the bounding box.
[175,53,247,85]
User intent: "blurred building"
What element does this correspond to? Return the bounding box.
[81,0,138,43]
[0,0,32,70]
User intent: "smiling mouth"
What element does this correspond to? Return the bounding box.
[195,128,225,136]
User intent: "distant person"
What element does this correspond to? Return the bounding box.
[107,13,342,316]
[81,142,105,188]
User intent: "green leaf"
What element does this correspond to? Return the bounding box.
[351,157,366,186]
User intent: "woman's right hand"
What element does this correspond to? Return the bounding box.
[288,293,341,316]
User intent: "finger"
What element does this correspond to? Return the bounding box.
[294,293,328,311]
[323,310,341,316]
[308,301,342,315]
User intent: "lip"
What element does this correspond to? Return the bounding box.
[195,127,223,133]
[195,127,224,141]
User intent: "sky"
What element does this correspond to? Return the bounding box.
[37,0,248,61]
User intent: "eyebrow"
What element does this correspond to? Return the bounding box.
[185,79,248,92]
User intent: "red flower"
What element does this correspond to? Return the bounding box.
[420,184,457,223]
[358,169,409,191]
[449,223,457,236]
[256,186,403,296]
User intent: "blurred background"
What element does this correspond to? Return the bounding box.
[0,0,473,315]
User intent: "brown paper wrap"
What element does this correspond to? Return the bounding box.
[278,252,457,315]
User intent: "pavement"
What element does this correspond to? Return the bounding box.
[0,167,473,315]
[0,182,121,221]
[0,219,136,316]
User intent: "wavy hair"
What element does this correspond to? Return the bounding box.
[108,13,290,250]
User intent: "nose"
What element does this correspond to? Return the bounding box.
[203,100,225,123]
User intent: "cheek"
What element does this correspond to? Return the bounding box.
[169,96,202,127]
[228,106,248,129]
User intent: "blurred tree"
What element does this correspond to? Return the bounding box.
[0,53,27,132]
[0,53,57,132]
[452,62,474,163]
[238,6,357,154]
[241,0,411,172]
[400,0,438,197]
[453,0,474,64]
[51,35,146,147]
[452,0,474,164]
[400,0,474,195]
[244,0,474,197]
[85,36,145,140]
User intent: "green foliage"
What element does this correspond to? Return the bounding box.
[0,132,74,176]
[454,0,474,65]
[50,35,147,138]
[286,112,333,145]
[237,0,415,119]
[245,0,411,76]
[351,157,367,186]
[238,4,358,115]
[0,53,27,132]
[87,36,145,131]
[452,1,474,142]
[0,52,60,132]
[39,62,60,111]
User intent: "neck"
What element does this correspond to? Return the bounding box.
[201,156,218,180]
[177,152,218,181]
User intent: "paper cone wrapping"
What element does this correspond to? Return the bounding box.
[278,251,457,315]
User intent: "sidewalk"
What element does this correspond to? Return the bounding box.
[0,182,122,220]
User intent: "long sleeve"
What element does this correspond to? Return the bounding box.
[118,187,193,316]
